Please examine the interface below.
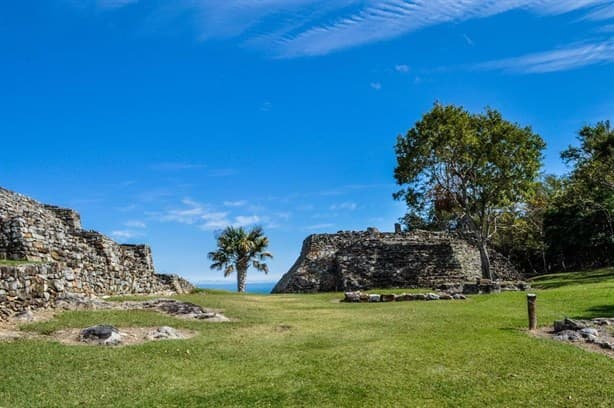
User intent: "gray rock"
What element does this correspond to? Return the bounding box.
[368,294,380,302]
[580,328,599,337]
[344,292,360,302]
[426,293,440,301]
[145,326,184,340]
[79,325,122,346]
[13,310,34,321]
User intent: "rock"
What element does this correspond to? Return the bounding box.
[145,326,184,340]
[580,328,599,338]
[368,294,380,302]
[426,293,440,301]
[344,292,361,302]
[413,293,426,300]
[453,294,466,300]
[359,293,369,302]
[381,294,395,302]
[79,325,122,346]
[439,293,453,300]
[13,310,34,321]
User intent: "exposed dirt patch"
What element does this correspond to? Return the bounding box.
[50,327,198,346]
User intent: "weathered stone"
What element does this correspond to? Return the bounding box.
[381,294,395,302]
[426,293,440,301]
[145,326,184,340]
[368,294,380,302]
[0,187,195,319]
[344,292,361,302]
[79,325,122,346]
[439,293,453,300]
[272,230,520,293]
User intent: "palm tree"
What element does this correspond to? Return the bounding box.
[208,226,273,293]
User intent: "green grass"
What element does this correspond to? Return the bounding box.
[0,259,38,266]
[1,269,613,407]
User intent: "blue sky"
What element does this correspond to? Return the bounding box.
[1,1,612,284]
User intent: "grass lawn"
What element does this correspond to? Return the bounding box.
[1,268,613,407]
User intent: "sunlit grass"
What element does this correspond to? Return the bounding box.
[1,269,612,407]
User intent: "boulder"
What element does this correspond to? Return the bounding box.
[79,325,122,346]
[145,326,184,341]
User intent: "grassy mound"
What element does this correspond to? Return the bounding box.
[1,268,612,407]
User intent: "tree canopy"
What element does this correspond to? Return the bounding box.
[394,103,545,279]
[208,226,273,293]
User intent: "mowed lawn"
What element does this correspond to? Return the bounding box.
[1,269,613,407]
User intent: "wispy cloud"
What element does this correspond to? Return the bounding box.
[152,198,271,231]
[150,162,206,171]
[124,220,147,228]
[477,38,614,73]
[394,64,409,73]
[98,0,139,9]
[76,1,612,58]
[110,229,142,240]
[370,82,382,90]
[330,201,357,211]
[223,200,248,207]
[305,223,335,230]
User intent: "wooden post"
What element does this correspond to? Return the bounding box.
[527,293,537,330]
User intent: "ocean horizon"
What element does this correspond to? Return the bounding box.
[196,281,276,294]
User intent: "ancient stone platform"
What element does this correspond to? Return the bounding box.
[0,187,194,319]
[272,229,520,293]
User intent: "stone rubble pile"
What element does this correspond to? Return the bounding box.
[54,294,230,322]
[551,317,613,350]
[343,291,467,303]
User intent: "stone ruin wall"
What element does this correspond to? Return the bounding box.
[272,229,520,293]
[0,187,193,319]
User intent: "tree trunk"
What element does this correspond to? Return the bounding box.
[478,241,492,280]
[236,266,247,293]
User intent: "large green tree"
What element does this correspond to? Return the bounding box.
[544,121,614,269]
[394,103,545,280]
[208,226,273,293]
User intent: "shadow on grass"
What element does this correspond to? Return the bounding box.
[529,268,614,290]
[573,304,614,320]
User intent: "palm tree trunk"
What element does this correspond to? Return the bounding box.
[236,267,247,293]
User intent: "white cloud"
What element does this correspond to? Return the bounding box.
[223,200,248,207]
[98,0,139,9]
[124,220,146,228]
[582,3,614,20]
[150,162,206,171]
[330,202,358,211]
[79,1,612,58]
[110,229,141,239]
[370,82,382,90]
[477,38,614,73]
[462,33,475,47]
[305,223,335,230]
[394,64,409,73]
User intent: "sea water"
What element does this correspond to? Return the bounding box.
[196,281,276,294]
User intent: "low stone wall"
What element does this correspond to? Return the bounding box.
[0,263,193,319]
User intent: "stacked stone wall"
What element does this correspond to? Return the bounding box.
[272,230,520,293]
[0,187,193,319]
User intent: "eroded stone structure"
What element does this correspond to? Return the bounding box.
[272,229,520,293]
[0,187,193,319]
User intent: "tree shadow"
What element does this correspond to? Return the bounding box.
[529,268,614,290]
[573,304,614,320]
